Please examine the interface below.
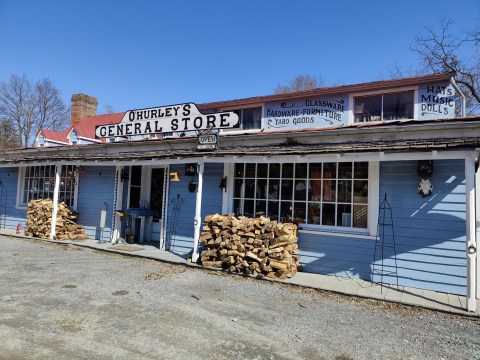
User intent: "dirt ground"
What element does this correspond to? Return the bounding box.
[0,236,478,360]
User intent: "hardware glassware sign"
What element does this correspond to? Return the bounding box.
[95,103,239,138]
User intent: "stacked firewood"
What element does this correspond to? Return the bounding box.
[199,214,302,280]
[25,199,88,241]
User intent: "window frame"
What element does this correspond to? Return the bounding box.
[349,86,418,124]
[230,161,379,236]
[220,105,264,132]
[17,165,79,210]
[69,130,78,145]
[36,134,46,147]
[128,165,143,209]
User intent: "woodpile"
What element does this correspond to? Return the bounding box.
[25,199,89,241]
[199,214,302,280]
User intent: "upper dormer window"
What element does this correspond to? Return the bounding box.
[354,91,414,122]
[69,130,78,145]
[36,134,45,147]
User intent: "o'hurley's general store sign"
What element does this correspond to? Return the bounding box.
[95,103,239,138]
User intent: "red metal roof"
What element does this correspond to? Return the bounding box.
[39,129,68,143]
[41,113,125,144]
[71,113,125,142]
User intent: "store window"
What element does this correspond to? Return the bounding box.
[224,107,262,131]
[354,91,414,122]
[19,165,78,208]
[233,162,368,229]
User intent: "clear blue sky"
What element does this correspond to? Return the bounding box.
[0,0,478,114]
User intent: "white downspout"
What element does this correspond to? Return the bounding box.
[49,164,61,240]
[451,76,466,117]
[465,152,477,312]
[475,154,480,303]
[191,162,204,263]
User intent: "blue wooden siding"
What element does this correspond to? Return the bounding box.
[76,166,116,241]
[0,167,28,230]
[166,163,223,255]
[298,159,467,295]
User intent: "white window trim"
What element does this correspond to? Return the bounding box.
[15,167,26,209]
[368,161,380,237]
[348,86,418,125]
[298,228,376,240]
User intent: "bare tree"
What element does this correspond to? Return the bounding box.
[0,120,19,148]
[0,74,69,148]
[0,74,36,147]
[410,18,480,114]
[35,78,69,134]
[103,103,115,114]
[274,74,323,94]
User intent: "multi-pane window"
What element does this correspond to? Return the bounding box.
[354,91,414,122]
[233,162,368,229]
[22,165,77,208]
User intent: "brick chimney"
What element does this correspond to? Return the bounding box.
[71,94,98,124]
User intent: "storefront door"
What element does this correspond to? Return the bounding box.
[145,167,166,245]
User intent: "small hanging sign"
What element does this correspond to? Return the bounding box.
[197,130,218,151]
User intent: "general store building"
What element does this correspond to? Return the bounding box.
[1,72,479,312]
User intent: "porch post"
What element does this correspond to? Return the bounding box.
[192,162,204,263]
[465,153,477,312]
[49,164,61,240]
[111,166,123,244]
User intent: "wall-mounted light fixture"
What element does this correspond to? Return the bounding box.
[170,170,181,182]
[219,176,227,192]
[417,160,433,198]
[417,160,433,177]
[188,180,197,192]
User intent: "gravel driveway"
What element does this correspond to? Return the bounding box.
[0,236,478,360]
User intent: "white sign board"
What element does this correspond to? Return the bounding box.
[418,83,456,120]
[197,132,218,151]
[264,96,348,131]
[95,103,239,138]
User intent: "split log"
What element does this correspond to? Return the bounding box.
[25,199,88,241]
[199,213,301,279]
